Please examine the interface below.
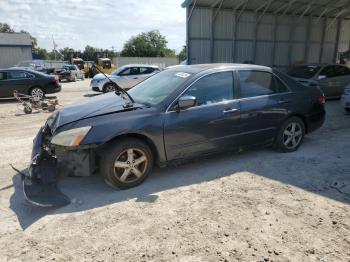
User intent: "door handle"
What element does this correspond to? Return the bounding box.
[133,77,138,79]
[223,108,239,114]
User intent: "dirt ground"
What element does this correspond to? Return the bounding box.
[0,80,349,262]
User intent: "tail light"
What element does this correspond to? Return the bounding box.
[318,95,326,105]
[53,75,59,84]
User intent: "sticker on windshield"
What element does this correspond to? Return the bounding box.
[176,72,191,78]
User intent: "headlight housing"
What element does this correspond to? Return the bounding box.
[51,126,91,147]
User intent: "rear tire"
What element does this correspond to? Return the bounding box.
[345,108,350,113]
[29,87,44,100]
[100,138,154,189]
[276,117,305,153]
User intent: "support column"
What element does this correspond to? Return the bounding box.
[319,17,327,63]
[271,15,277,67]
[304,16,312,63]
[333,18,341,63]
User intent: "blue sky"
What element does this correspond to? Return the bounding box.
[0,0,186,53]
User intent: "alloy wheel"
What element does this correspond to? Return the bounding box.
[113,148,148,183]
[31,88,44,100]
[105,84,116,92]
[283,122,303,149]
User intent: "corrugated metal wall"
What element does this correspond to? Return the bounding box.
[0,46,32,69]
[112,57,179,69]
[187,7,350,69]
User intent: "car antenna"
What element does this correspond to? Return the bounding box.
[92,64,135,104]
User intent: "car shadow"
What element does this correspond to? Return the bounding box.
[9,140,350,230]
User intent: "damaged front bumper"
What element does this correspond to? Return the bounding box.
[19,126,96,207]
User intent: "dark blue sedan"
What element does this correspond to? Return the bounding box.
[23,64,325,206]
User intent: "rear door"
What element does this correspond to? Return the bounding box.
[237,70,291,145]
[164,71,241,160]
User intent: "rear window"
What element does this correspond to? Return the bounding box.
[287,66,321,79]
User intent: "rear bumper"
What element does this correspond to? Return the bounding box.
[45,84,61,94]
[305,109,326,133]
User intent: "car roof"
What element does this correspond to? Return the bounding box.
[123,64,160,68]
[3,67,38,73]
[166,63,272,74]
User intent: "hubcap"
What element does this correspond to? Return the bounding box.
[283,122,303,149]
[105,85,115,92]
[113,148,148,183]
[31,88,44,100]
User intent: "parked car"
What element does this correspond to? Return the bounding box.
[287,64,350,98]
[341,84,350,112]
[90,64,160,92]
[24,64,326,206]
[57,64,84,82]
[0,68,61,100]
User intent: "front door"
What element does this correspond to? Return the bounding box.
[0,71,11,98]
[164,71,241,160]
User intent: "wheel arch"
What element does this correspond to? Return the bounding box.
[287,114,308,134]
[102,81,117,92]
[99,132,160,165]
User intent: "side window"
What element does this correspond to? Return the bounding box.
[0,72,7,80]
[274,77,289,93]
[334,66,350,76]
[238,70,280,98]
[140,67,155,74]
[9,71,27,79]
[319,66,338,78]
[119,68,131,76]
[183,71,234,106]
[130,67,139,75]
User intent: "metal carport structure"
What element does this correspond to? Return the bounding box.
[182,0,350,69]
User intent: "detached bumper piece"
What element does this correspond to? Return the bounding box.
[22,153,70,207]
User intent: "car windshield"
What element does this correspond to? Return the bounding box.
[128,70,192,106]
[287,65,321,79]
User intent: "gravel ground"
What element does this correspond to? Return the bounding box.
[0,80,349,262]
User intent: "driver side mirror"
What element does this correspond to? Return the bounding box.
[176,96,197,111]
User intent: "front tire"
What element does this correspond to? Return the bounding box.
[276,117,305,152]
[103,82,117,93]
[345,108,350,113]
[100,139,154,189]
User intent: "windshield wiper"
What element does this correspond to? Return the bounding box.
[92,65,135,104]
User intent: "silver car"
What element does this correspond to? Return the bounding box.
[287,64,350,98]
[90,64,160,92]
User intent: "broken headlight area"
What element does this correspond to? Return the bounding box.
[19,122,96,207]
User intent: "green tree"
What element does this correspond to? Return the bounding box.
[0,22,14,33]
[121,30,175,57]
[20,30,37,48]
[178,45,186,62]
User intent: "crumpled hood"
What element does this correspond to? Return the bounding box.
[52,92,141,129]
